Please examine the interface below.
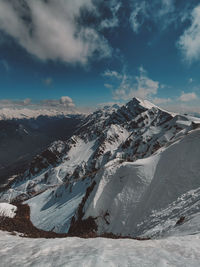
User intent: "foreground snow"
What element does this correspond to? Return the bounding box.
[0,203,17,218]
[0,231,200,267]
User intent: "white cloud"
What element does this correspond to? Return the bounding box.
[152,97,171,105]
[179,92,198,102]
[178,5,200,62]
[102,70,122,79]
[41,96,75,109]
[104,83,113,89]
[0,0,112,65]
[60,96,75,108]
[112,67,159,101]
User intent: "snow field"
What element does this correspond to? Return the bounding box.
[0,231,200,267]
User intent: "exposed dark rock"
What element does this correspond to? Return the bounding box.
[68,181,97,235]
[176,216,185,226]
[0,202,150,240]
[0,203,68,238]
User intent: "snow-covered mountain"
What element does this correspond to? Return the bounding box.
[0,114,83,187]
[0,107,80,120]
[1,97,200,238]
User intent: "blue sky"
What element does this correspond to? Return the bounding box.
[0,0,200,113]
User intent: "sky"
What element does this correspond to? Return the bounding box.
[1,0,200,114]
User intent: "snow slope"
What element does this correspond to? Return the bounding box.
[137,186,200,238]
[0,231,200,267]
[0,203,17,218]
[84,155,159,235]
[83,129,200,236]
[26,178,91,233]
[136,129,200,216]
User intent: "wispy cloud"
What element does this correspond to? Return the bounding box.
[99,0,121,30]
[152,97,172,105]
[129,1,147,33]
[178,4,200,62]
[107,67,160,101]
[104,83,113,89]
[0,98,31,107]
[102,70,122,80]
[0,59,10,72]
[179,92,198,102]
[129,0,175,33]
[160,101,200,115]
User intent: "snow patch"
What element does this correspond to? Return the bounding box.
[0,203,17,218]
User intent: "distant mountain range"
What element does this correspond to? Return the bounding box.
[0,113,83,186]
[0,107,80,120]
[1,97,200,238]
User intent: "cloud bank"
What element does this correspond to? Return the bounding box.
[179,92,198,102]
[0,96,76,113]
[0,0,112,65]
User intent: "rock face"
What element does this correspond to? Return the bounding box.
[1,97,200,237]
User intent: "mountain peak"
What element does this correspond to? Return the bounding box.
[1,95,200,238]
[126,97,157,110]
